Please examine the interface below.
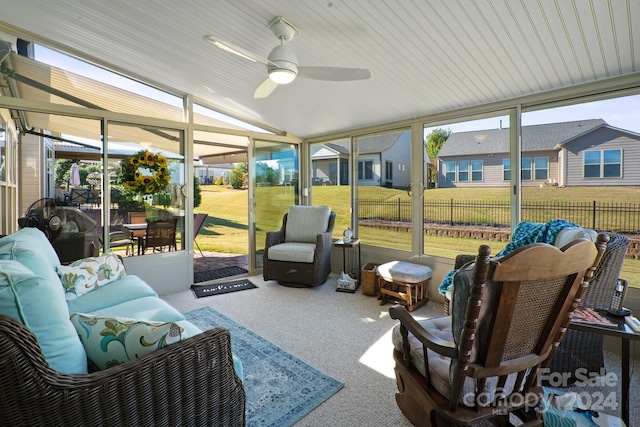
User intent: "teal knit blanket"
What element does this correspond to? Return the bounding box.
[438,219,580,295]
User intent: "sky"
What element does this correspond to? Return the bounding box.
[35,46,639,137]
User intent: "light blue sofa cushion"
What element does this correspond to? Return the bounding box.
[83,296,186,322]
[66,275,158,314]
[0,260,87,374]
[0,228,62,288]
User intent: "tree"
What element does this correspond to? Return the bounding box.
[54,159,74,188]
[193,175,202,208]
[425,128,451,188]
[425,128,451,158]
[229,162,248,189]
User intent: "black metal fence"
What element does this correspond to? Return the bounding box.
[358,198,640,233]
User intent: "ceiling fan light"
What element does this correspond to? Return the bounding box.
[269,69,296,84]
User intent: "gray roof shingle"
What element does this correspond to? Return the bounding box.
[438,119,607,157]
[321,131,409,155]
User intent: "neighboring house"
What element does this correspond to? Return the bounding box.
[194,161,233,185]
[437,119,640,188]
[311,130,427,188]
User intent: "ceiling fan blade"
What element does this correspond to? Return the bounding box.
[203,35,273,65]
[298,67,371,81]
[254,78,279,98]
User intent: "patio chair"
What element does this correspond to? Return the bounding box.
[389,234,608,427]
[107,229,135,256]
[263,205,335,287]
[68,188,92,208]
[126,211,147,254]
[194,213,208,257]
[143,217,178,254]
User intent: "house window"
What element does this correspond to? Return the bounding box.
[471,160,483,182]
[358,160,373,180]
[584,149,622,178]
[458,160,469,182]
[385,161,393,180]
[503,158,510,181]
[534,157,548,180]
[521,157,532,180]
[445,161,456,182]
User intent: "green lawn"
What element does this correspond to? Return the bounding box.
[194,184,639,286]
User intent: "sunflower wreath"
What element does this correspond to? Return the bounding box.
[121,150,171,194]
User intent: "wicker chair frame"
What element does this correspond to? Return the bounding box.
[0,315,246,427]
[263,211,336,287]
[548,232,631,379]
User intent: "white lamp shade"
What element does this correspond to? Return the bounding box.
[267,45,298,85]
[269,69,296,84]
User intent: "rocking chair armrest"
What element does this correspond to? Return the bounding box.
[0,315,246,426]
[389,305,457,358]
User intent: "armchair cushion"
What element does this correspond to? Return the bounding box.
[268,242,316,263]
[56,251,127,300]
[0,260,87,374]
[70,313,187,371]
[285,205,331,243]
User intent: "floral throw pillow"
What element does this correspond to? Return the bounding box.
[57,252,126,300]
[70,313,187,371]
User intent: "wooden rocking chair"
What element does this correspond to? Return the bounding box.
[389,234,608,427]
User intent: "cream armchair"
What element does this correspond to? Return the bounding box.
[263,205,336,287]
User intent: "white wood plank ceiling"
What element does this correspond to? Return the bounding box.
[0,0,637,139]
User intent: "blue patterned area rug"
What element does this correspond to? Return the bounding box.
[184,307,344,427]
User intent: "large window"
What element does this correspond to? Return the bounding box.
[521,158,532,180]
[311,138,350,240]
[534,157,549,180]
[584,149,622,178]
[358,160,373,180]
[424,114,510,260]
[445,161,456,182]
[471,160,483,182]
[523,94,639,288]
[503,158,510,181]
[457,160,469,182]
[357,129,412,251]
[385,161,393,181]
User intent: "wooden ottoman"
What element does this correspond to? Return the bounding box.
[377,261,431,312]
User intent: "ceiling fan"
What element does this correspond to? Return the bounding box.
[203,16,371,98]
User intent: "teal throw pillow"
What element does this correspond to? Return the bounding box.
[57,252,126,300]
[70,313,187,370]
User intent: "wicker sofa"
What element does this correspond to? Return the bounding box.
[0,228,246,426]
